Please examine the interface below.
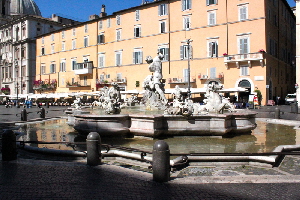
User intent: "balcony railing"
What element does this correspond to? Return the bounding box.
[33,79,57,91]
[224,52,264,69]
[74,61,93,75]
[168,77,196,84]
[66,82,91,88]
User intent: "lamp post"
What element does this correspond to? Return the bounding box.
[186,38,192,100]
[15,62,19,107]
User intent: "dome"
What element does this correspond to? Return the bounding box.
[10,0,42,16]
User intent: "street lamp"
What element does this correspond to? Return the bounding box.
[15,62,19,107]
[186,38,192,100]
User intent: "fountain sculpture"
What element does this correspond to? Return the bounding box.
[71,52,256,138]
[91,82,121,114]
[141,53,168,110]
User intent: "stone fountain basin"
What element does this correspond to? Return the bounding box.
[72,112,256,138]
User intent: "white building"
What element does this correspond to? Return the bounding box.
[0,0,80,97]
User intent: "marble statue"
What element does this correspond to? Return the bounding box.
[91,83,121,114]
[141,52,168,110]
[164,83,235,116]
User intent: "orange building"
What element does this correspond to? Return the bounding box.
[35,0,295,105]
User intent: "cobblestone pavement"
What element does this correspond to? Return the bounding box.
[1,105,300,199]
[1,157,300,200]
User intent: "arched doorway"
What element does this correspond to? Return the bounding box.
[238,79,251,103]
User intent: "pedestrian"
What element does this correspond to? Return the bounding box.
[276,96,280,105]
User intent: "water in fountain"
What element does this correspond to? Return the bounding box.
[17,118,300,154]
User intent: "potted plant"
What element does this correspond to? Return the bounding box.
[1,87,10,95]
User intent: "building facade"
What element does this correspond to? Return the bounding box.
[35,0,295,105]
[0,0,81,97]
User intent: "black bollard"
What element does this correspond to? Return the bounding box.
[46,102,49,108]
[86,132,101,166]
[152,140,170,182]
[40,107,46,118]
[21,109,27,121]
[275,107,280,119]
[2,130,17,161]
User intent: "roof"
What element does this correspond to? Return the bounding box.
[10,0,42,17]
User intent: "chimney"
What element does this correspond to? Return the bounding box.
[100,4,107,18]
[89,14,99,21]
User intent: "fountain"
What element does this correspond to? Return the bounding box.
[71,53,256,138]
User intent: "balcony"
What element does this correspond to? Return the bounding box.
[74,61,93,75]
[115,78,127,84]
[168,77,196,84]
[224,52,264,69]
[33,79,57,91]
[66,81,91,88]
[197,73,224,80]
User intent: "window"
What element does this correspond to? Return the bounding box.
[116,29,121,41]
[15,27,19,41]
[160,21,166,33]
[84,36,89,47]
[239,37,249,57]
[238,4,248,21]
[62,42,65,51]
[207,0,217,5]
[97,34,105,44]
[133,50,143,64]
[115,51,122,66]
[135,10,140,21]
[50,63,56,73]
[107,18,111,28]
[158,46,169,61]
[83,76,88,86]
[51,44,54,53]
[180,44,192,60]
[269,38,278,57]
[42,37,44,44]
[208,41,218,57]
[116,15,121,25]
[71,58,77,70]
[72,28,76,36]
[240,65,249,76]
[60,60,66,72]
[208,10,216,25]
[41,47,45,55]
[72,39,76,49]
[98,53,105,68]
[183,16,191,30]
[210,67,216,78]
[84,24,88,33]
[99,74,105,82]
[62,31,65,39]
[183,69,189,82]
[41,65,46,74]
[158,4,168,16]
[51,34,54,41]
[99,21,103,29]
[21,47,25,58]
[134,26,141,38]
[182,0,192,11]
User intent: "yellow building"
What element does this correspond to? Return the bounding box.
[35,0,295,105]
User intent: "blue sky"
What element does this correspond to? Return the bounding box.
[34,0,296,22]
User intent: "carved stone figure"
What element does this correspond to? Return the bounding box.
[91,83,121,114]
[164,83,235,116]
[142,53,167,110]
[71,95,81,110]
